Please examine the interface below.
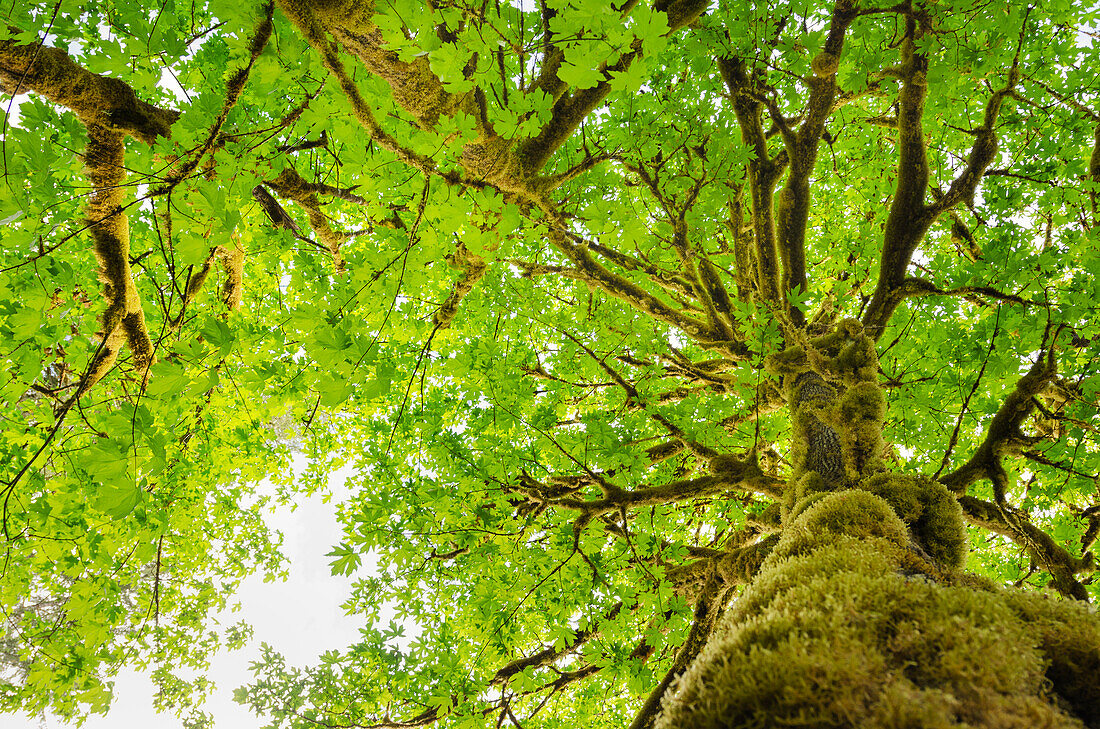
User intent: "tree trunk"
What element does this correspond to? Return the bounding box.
[654,322,1100,728]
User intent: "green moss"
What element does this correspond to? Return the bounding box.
[735,535,905,619]
[746,502,782,532]
[946,571,1000,592]
[299,0,376,32]
[778,319,889,492]
[786,490,833,524]
[801,318,879,386]
[836,382,886,480]
[836,335,879,384]
[709,453,750,477]
[764,344,808,377]
[772,490,909,562]
[655,481,1099,728]
[861,473,968,571]
[1001,590,1100,724]
[656,534,1088,729]
[783,470,828,522]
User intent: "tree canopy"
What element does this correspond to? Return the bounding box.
[1,0,1099,726]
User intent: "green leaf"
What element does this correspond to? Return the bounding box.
[146,360,190,398]
[326,543,361,576]
[92,482,142,519]
[429,43,475,93]
[557,51,605,90]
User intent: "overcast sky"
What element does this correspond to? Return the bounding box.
[2,462,367,729]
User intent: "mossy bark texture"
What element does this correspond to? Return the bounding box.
[656,321,1100,728]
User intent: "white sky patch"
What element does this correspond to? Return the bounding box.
[158,67,191,104]
[2,95,24,130]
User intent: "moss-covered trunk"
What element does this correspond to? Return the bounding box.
[655,321,1100,728]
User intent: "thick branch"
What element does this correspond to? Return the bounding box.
[958,495,1092,600]
[940,347,1057,495]
[629,573,728,729]
[517,44,644,176]
[0,32,178,143]
[861,20,934,338]
[287,0,458,130]
[275,0,444,177]
[267,166,348,272]
[864,14,1023,337]
[432,246,489,330]
[896,277,1032,307]
[539,461,784,513]
[774,1,856,324]
[718,57,787,310]
[517,0,710,175]
[79,126,154,395]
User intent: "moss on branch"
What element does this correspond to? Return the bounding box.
[80,126,154,394]
[941,346,1058,495]
[958,494,1093,601]
[863,13,1025,338]
[267,167,348,272]
[773,2,857,326]
[718,56,786,311]
[0,33,178,143]
[178,241,246,324]
[432,245,488,330]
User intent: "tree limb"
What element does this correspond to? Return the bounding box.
[957,494,1092,601]
[78,126,154,395]
[516,0,711,176]
[0,31,178,143]
[629,570,728,729]
[718,56,788,311]
[861,16,934,338]
[940,344,1058,495]
[774,1,857,325]
[266,166,349,272]
[863,11,1025,337]
[432,245,489,330]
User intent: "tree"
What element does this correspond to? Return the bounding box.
[1,0,1099,725]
